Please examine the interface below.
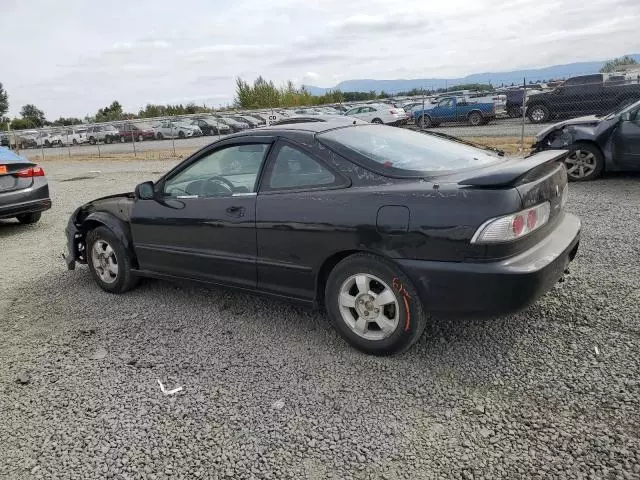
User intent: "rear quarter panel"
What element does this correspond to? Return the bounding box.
[256,165,522,301]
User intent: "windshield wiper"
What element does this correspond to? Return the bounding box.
[421,130,505,156]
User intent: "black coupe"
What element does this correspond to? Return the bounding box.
[532,100,640,181]
[64,123,580,355]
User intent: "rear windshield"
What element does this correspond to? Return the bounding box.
[318,125,500,176]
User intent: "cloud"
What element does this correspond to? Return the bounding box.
[330,14,426,33]
[269,53,353,68]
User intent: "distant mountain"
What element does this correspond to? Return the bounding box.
[304,54,640,95]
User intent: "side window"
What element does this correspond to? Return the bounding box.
[266,144,340,191]
[163,144,269,198]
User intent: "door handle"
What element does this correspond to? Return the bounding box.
[226,205,245,217]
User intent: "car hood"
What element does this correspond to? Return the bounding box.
[535,115,601,140]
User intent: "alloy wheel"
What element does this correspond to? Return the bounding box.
[565,150,596,179]
[338,273,399,341]
[531,107,545,122]
[91,240,119,284]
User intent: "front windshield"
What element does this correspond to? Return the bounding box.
[319,125,500,175]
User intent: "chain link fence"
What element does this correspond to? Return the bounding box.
[3,69,640,160]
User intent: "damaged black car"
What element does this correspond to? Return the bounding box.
[532,100,640,181]
[64,123,580,355]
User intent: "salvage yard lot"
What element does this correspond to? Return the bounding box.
[1,157,639,479]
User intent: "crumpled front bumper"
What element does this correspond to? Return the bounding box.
[62,216,82,270]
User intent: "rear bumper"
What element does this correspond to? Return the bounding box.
[397,212,581,317]
[0,181,51,219]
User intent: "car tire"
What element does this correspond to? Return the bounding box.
[325,253,427,356]
[528,104,550,123]
[105,136,113,144]
[137,134,144,142]
[564,143,605,182]
[89,137,96,145]
[178,130,186,139]
[86,226,139,294]
[157,132,163,140]
[120,136,126,143]
[371,118,383,124]
[44,140,51,148]
[468,112,483,126]
[72,139,78,145]
[16,212,41,225]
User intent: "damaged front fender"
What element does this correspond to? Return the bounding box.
[62,209,135,271]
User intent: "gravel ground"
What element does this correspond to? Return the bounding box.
[1,158,639,480]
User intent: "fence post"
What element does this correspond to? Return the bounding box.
[11,126,19,154]
[97,136,101,158]
[421,88,425,130]
[40,130,45,160]
[7,122,14,153]
[520,77,527,153]
[171,122,176,156]
[67,130,71,157]
[131,124,137,157]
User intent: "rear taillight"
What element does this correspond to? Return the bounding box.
[0,165,7,174]
[15,166,46,178]
[471,202,551,244]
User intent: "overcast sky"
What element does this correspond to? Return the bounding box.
[1,0,639,118]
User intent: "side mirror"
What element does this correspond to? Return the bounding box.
[135,181,155,200]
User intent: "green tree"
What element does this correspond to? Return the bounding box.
[51,117,83,126]
[20,104,46,127]
[600,55,638,73]
[11,118,36,130]
[0,82,8,118]
[95,101,123,122]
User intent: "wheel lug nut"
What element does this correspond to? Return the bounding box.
[364,311,369,316]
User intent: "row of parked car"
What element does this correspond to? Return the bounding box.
[0,112,280,149]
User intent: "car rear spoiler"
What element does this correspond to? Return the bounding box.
[456,150,568,187]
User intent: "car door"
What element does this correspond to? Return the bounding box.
[612,108,640,170]
[197,120,208,134]
[344,107,361,119]
[255,138,350,300]
[361,106,377,122]
[432,98,455,122]
[130,136,275,287]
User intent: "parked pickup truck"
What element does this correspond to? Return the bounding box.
[526,73,640,124]
[413,96,496,127]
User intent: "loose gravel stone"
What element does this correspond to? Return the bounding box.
[1,159,639,479]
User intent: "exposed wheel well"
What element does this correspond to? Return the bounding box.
[467,109,483,117]
[78,218,139,267]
